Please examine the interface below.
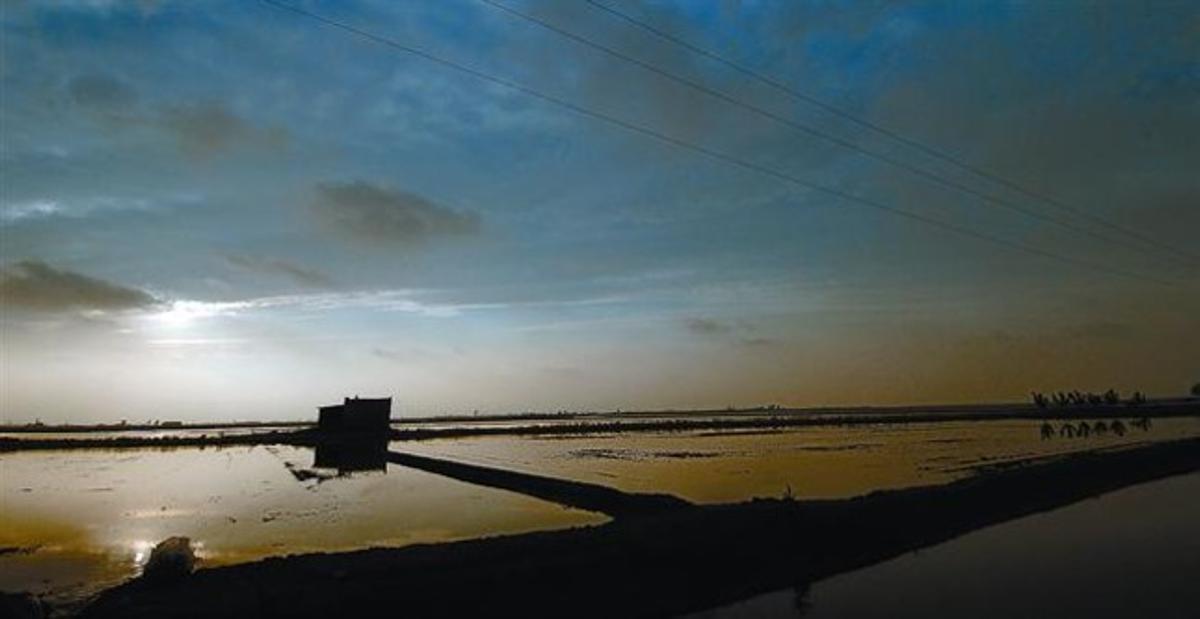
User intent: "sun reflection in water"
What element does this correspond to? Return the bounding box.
[130,540,154,568]
[128,538,207,571]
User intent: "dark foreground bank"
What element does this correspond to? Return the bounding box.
[78,438,1200,618]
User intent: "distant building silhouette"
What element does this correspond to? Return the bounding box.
[318,396,391,435]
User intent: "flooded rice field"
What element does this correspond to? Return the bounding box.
[400,417,1200,502]
[0,446,603,609]
[3,416,1198,611]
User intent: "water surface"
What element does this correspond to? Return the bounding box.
[401,417,1200,502]
[693,471,1200,618]
[0,445,603,608]
[3,416,1197,611]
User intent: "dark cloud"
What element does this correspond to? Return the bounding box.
[0,260,159,312]
[225,254,333,288]
[159,103,287,158]
[685,318,778,346]
[313,181,481,246]
[683,317,731,335]
[65,75,286,157]
[68,74,139,112]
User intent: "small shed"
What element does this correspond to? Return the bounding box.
[317,396,392,435]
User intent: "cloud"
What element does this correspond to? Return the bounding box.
[1,200,63,224]
[683,317,731,335]
[0,260,160,312]
[681,316,782,345]
[684,318,779,347]
[0,196,153,225]
[68,74,138,112]
[65,74,286,157]
[370,347,440,364]
[38,0,168,14]
[312,181,481,246]
[159,103,287,158]
[224,254,333,288]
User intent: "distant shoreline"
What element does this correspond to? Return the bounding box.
[2,399,1197,452]
[3,397,1197,434]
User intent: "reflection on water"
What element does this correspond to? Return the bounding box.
[2,417,1198,611]
[0,445,605,609]
[312,438,389,474]
[694,471,1200,619]
[401,418,1200,503]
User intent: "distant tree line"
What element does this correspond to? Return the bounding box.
[1030,389,1145,409]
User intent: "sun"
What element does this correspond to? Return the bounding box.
[147,300,239,328]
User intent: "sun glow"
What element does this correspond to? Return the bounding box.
[130,539,154,567]
[147,300,248,328]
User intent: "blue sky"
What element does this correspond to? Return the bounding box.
[2,0,1197,422]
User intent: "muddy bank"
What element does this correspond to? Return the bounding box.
[79,437,1200,618]
[0,429,320,453]
[387,450,692,518]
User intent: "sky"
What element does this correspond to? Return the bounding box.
[1,0,1198,423]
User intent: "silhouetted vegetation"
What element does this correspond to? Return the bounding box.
[1032,389,1157,440]
[1027,388,1137,407]
[1030,388,1150,412]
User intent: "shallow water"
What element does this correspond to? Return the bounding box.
[0,445,604,609]
[399,417,1200,502]
[2,416,1197,611]
[692,470,1200,618]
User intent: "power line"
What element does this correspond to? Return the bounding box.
[582,0,1200,266]
[259,0,1172,286]
[479,0,1193,270]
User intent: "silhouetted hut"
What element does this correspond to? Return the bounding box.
[318,396,391,435]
